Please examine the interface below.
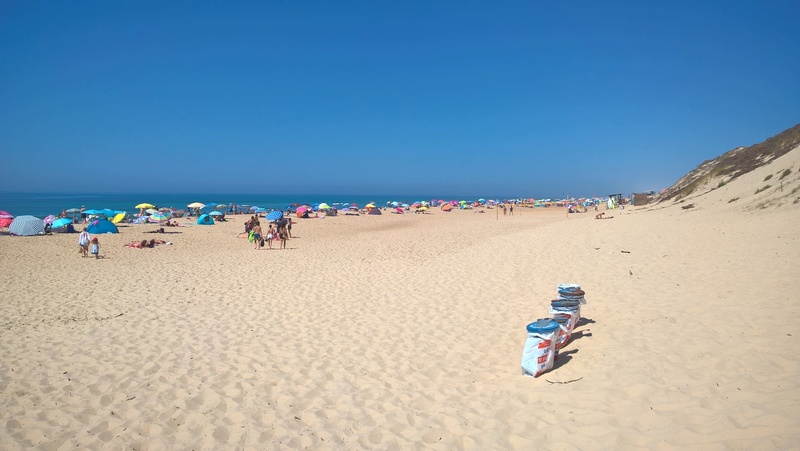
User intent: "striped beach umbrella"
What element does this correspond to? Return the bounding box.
[150,212,170,222]
[266,210,283,221]
[9,216,45,236]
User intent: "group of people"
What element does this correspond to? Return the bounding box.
[244,215,291,250]
[77,228,100,259]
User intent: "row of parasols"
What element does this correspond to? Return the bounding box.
[0,212,119,236]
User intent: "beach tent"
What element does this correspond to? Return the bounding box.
[86,218,119,234]
[9,215,45,236]
[197,214,214,225]
[368,207,382,215]
[441,204,453,211]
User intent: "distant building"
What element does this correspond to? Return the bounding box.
[631,193,649,206]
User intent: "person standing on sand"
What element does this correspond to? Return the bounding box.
[90,237,100,259]
[252,223,262,250]
[266,224,275,249]
[279,225,288,249]
[509,205,513,216]
[78,228,91,257]
[286,217,293,238]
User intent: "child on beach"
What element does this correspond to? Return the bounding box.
[90,237,100,259]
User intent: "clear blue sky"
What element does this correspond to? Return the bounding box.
[2,1,799,197]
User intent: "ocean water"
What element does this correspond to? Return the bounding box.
[0,192,512,218]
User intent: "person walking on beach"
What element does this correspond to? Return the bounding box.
[90,237,100,259]
[286,217,293,238]
[266,224,275,249]
[252,223,262,250]
[509,205,514,216]
[78,228,91,257]
[279,225,288,249]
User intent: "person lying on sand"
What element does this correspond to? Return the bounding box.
[125,239,171,248]
[595,212,614,219]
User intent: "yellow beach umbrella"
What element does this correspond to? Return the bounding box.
[365,203,376,209]
[135,203,155,209]
[111,212,126,224]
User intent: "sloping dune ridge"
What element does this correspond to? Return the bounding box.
[1,130,799,449]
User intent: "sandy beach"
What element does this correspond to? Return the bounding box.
[2,151,800,449]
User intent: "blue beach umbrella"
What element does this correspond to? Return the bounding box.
[266,210,283,221]
[51,218,73,229]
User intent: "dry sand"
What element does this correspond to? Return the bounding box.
[2,155,800,449]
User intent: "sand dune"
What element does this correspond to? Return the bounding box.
[2,148,799,448]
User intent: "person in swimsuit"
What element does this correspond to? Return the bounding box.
[279,226,288,249]
[252,223,262,250]
[266,224,275,249]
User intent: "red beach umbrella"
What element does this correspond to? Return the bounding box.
[0,210,13,228]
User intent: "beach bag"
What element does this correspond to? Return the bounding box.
[260,238,265,247]
[552,316,572,350]
[558,283,587,305]
[521,319,560,377]
[550,299,581,336]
